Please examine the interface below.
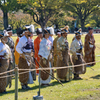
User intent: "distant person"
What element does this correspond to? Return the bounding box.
[84,27,96,66]
[34,28,43,74]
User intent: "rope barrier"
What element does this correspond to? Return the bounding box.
[0,59,100,79]
[0,69,15,75]
[18,60,100,71]
[0,74,15,79]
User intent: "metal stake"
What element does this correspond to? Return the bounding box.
[33,66,43,100]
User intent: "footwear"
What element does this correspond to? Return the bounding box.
[22,85,27,90]
[73,77,82,80]
[41,84,50,87]
[47,83,53,86]
[25,85,32,89]
[41,84,47,86]
[2,90,8,94]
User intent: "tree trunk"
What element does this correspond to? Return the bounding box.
[80,19,85,32]
[40,22,46,33]
[55,24,59,29]
[3,10,8,29]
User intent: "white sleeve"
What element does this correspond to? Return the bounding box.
[16,37,27,54]
[16,40,23,54]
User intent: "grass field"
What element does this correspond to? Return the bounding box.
[0,34,100,100]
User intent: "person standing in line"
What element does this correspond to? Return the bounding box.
[16,25,35,89]
[53,29,61,67]
[0,32,12,93]
[34,28,43,75]
[70,30,86,80]
[6,26,15,70]
[84,27,96,66]
[38,29,52,86]
[56,29,71,82]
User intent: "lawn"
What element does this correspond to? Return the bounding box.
[0,34,100,100]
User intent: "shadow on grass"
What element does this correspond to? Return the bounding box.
[0,85,40,96]
[0,81,59,96]
[0,78,83,96]
[51,80,71,86]
[90,75,100,79]
[0,90,15,96]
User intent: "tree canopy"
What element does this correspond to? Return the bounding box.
[0,0,25,29]
[63,0,100,30]
[19,0,64,30]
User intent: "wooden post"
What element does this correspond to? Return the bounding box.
[15,67,18,100]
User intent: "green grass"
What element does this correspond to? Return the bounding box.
[1,34,100,100]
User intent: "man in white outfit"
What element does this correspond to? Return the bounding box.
[16,25,35,89]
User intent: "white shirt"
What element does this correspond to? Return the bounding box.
[16,35,32,54]
[0,42,12,59]
[38,38,52,59]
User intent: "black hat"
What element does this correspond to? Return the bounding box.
[88,27,93,30]
[47,27,54,35]
[6,26,12,32]
[36,28,42,35]
[25,25,34,33]
[61,29,68,34]
[75,31,82,36]
[57,29,61,34]
[43,29,50,34]
[75,27,79,31]
[16,27,23,35]
[57,29,61,32]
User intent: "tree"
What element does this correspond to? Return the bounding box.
[0,0,25,29]
[8,10,35,29]
[63,0,100,31]
[47,11,75,29]
[20,0,64,30]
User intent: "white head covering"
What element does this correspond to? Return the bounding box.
[47,27,55,35]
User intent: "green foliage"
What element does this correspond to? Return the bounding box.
[0,0,19,12]
[47,11,75,29]
[0,0,26,29]
[63,0,100,30]
[21,0,64,29]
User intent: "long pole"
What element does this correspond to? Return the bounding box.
[38,66,41,96]
[15,67,18,100]
[34,57,63,86]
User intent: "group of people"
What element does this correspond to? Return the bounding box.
[0,25,95,93]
